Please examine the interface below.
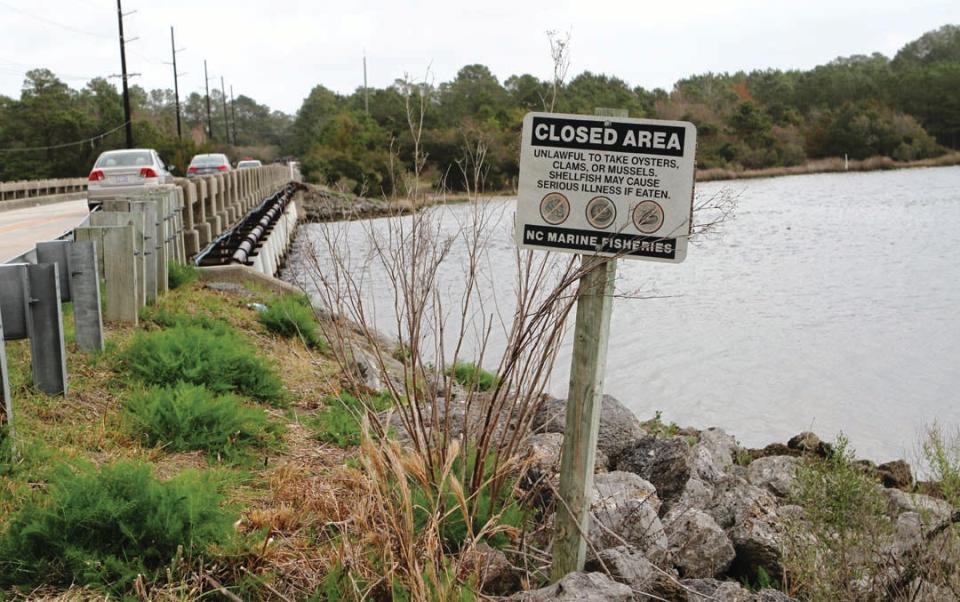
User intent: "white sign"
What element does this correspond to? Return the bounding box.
[515,112,697,263]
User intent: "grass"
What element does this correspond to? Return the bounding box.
[125,382,282,462]
[446,361,498,392]
[167,261,198,289]
[307,392,393,447]
[258,294,327,349]
[122,324,285,403]
[0,460,234,593]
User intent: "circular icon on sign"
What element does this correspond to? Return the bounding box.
[539,192,570,225]
[632,201,664,234]
[585,196,617,229]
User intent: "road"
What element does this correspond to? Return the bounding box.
[0,199,89,262]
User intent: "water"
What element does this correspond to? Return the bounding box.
[284,166,960,464]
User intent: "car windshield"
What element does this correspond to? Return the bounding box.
[191,155,226,166]
[96,151,153,168]
[238,161,260,167]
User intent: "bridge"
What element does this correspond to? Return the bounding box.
[0,166,304,446]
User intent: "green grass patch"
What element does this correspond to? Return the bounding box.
[258,294,326,350]
[446,361,498,392]
[307,392,393,447]
[125,383,281,462]
[140,304,231,333]
[122,325,284,403]
[167,261,197,289]
[0,460,234,592]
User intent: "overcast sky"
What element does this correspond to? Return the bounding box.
[0,0,955,115]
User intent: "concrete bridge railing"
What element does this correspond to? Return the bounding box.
[0,178,88,210]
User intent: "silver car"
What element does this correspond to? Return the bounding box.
[236,159,262,169]
[87,149,174,210]
[187,153,232,176]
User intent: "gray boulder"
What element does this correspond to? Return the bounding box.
[520,432,608,477]
[513,571,633,601]
[746,456,799,498]
[472,543,523,596]
[532,394,643,458]
[590,471,668,561]
[585,545,686,601]
[877,459,914,490]
[707,476,784,575]
[690,428,737,484]
[677,476,715,512]
[613,434,692,509]
[681,578,755,601]
[883,487,955,523]
[664,508,736,578]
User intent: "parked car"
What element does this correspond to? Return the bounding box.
[87,148,174,210]
[186,153,232,176]
[236,159,262,169]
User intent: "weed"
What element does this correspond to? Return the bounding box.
[734,447,753,467]
[167,261,197,289]
[446,361,498,392]
[922,422,960,506]
[0,460,233,592]
[122,325,284,403]
[258,294,326,350]
[139,305,230,333]
[642,410,681,437]
[125,383,281,462]
[307,392,393,447]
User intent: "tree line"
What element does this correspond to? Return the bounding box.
[1,24,957,192]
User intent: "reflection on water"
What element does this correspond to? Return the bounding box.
[283,166,960,463]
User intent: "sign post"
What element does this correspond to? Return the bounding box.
[514,111,697,580]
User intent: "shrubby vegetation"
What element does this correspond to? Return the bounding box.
[122,324,284,402]
[258,294,326,349]
[447,361,499,392]
[3,25,958,188]
[0,461,233,592]
[308,392,393,447]
[167,261,197,289]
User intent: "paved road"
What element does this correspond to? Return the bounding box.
[0,199,89,262]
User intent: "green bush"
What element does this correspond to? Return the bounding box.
[139,305,230,333]
[446,362,498,392]
[167,261,197,289]
[122,325,284,403]
[0,461,233,592]
[258,294,326,350]
[126,383,280,461]
[307,392,393,447]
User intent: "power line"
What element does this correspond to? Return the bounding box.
[0,0,112,39]
[0,121,130,153]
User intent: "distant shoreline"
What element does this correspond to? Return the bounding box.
[696,152,960,182]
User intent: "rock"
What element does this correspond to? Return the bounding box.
[471,543,522,596]
[749,443,801,460]
[690,428,737,484]
[787,432,821,453]
[877,459,913,489]
[706,476,784,575]
[746,456,798,498]
[892,511,923,559]
[585,545,685,601]
[522,432,564,474]
[532,394,643,458]
[728,515,783,578]
[883,488,955,523]
[381,396,510,447]
[613,435,692,509]
[756,590,800,601]
[513,571,633,601]
[204,281,253,296]
[590,472,668,561]
[681,578,755,601]
[664,508,736,578]
[707,476,777,529]
[677,477,715,512]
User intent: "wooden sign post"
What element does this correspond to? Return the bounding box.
[515,110,697,580]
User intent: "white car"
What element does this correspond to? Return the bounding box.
[87,149,174,210]
[236,159,263,169]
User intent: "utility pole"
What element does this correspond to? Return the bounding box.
[204,60,213,141]
[363,51,369,114]
[116,0,134,148]
[220,76,229,146]
[230,85,238,145]
[169,27,183,140]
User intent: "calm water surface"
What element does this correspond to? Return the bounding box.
[284,166,960,463]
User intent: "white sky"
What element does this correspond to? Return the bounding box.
[0,0,955,115]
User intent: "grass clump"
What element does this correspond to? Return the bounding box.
[140,304,230,333]
[122,325,284,403]
[126,382,280,462]
[258,294,326,350]
[0,460,233,592]
[307,392,393,447]
[167,261,197,289]
[446,361,498,392]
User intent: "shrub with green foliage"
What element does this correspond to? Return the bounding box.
[446,362,498,392]
[125,383,280,461]
[0,461,233,592]
[258,294,326,349]
[307,392,393,447]
[167,261,197,289]
[139,305,230,333]
[122,325,284,403]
